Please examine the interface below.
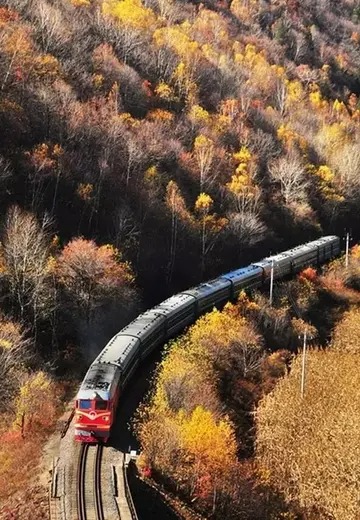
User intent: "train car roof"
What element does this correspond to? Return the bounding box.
[311,235,339,244]
[251,245,311,269]
[267,252,291,262]
[152,293,196,317]
[117,310,166,338]
[183,277,231,299]
[97,334,140,367]
[221,265,262,281]
[251,259,272,269]
[76,363,119,401]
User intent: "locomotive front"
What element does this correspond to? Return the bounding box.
[74,364,120,442]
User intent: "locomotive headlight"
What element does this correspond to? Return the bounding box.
[104,416,109,421]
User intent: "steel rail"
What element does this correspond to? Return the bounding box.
[77,444,88,520]
[94,445,105,520]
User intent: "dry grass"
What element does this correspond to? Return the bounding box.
[256,350,360,520]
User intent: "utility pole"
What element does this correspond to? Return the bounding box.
[269,259,274,306]
[345,231,350,268]
[300,329,307,398]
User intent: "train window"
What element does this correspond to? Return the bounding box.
[79,400,91,409]
[95,401,108,410]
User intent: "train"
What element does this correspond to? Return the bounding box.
[74,235,341,442]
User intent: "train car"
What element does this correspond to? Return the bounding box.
[99,334,141,390]
[286,243,318,273]
[313,235,340,263]
[117,310,167,360]
[152,293,197,339]
[286,235,339,272]
[182,278,232,314]
[220,265,263,298]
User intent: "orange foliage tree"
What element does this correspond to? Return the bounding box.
[56,238,135,322]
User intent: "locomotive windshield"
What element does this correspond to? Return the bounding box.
[79,400,91,409]
[95,401,108,410]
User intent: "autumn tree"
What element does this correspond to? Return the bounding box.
[31,0,71,54]
[0,15,33,93]
[56,238,135,322]
[0,206,55,336]
[192,134,216,192]
[187,306,263,379]
[330,141,360,201]
[226,146,265,246]
[195,193,226,278]
[14,371,58,437]
[269,152,310,212]
[0,318,30,410]
[103,0,157,31]
[180,406,237,507]
[25,142,64,212]
[112,203,139,252]
[165,180,193,285]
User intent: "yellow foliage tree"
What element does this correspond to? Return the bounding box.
[191,8,229,49]
[306,163,343,202]
[171,61,198,106]
[154,25,199,58]
[233,145,251,164]
[189,104,210,127]
[234,43,281,96]
[154,81,175,100]
[14,371,57,436]
[180,406,237,496]
[277,124,307,151]
[315,122,350,161]
[286,79,304,105]
[32,54,60,83]
[230,0,259,22]
[102,0,157,29]
[333,98,346,114]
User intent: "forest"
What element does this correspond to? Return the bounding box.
[1,0,360,516]
[136,254,360,519]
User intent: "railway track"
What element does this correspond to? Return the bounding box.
[77,444,105,520]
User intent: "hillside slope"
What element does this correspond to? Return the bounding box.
[1,0,360,299]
